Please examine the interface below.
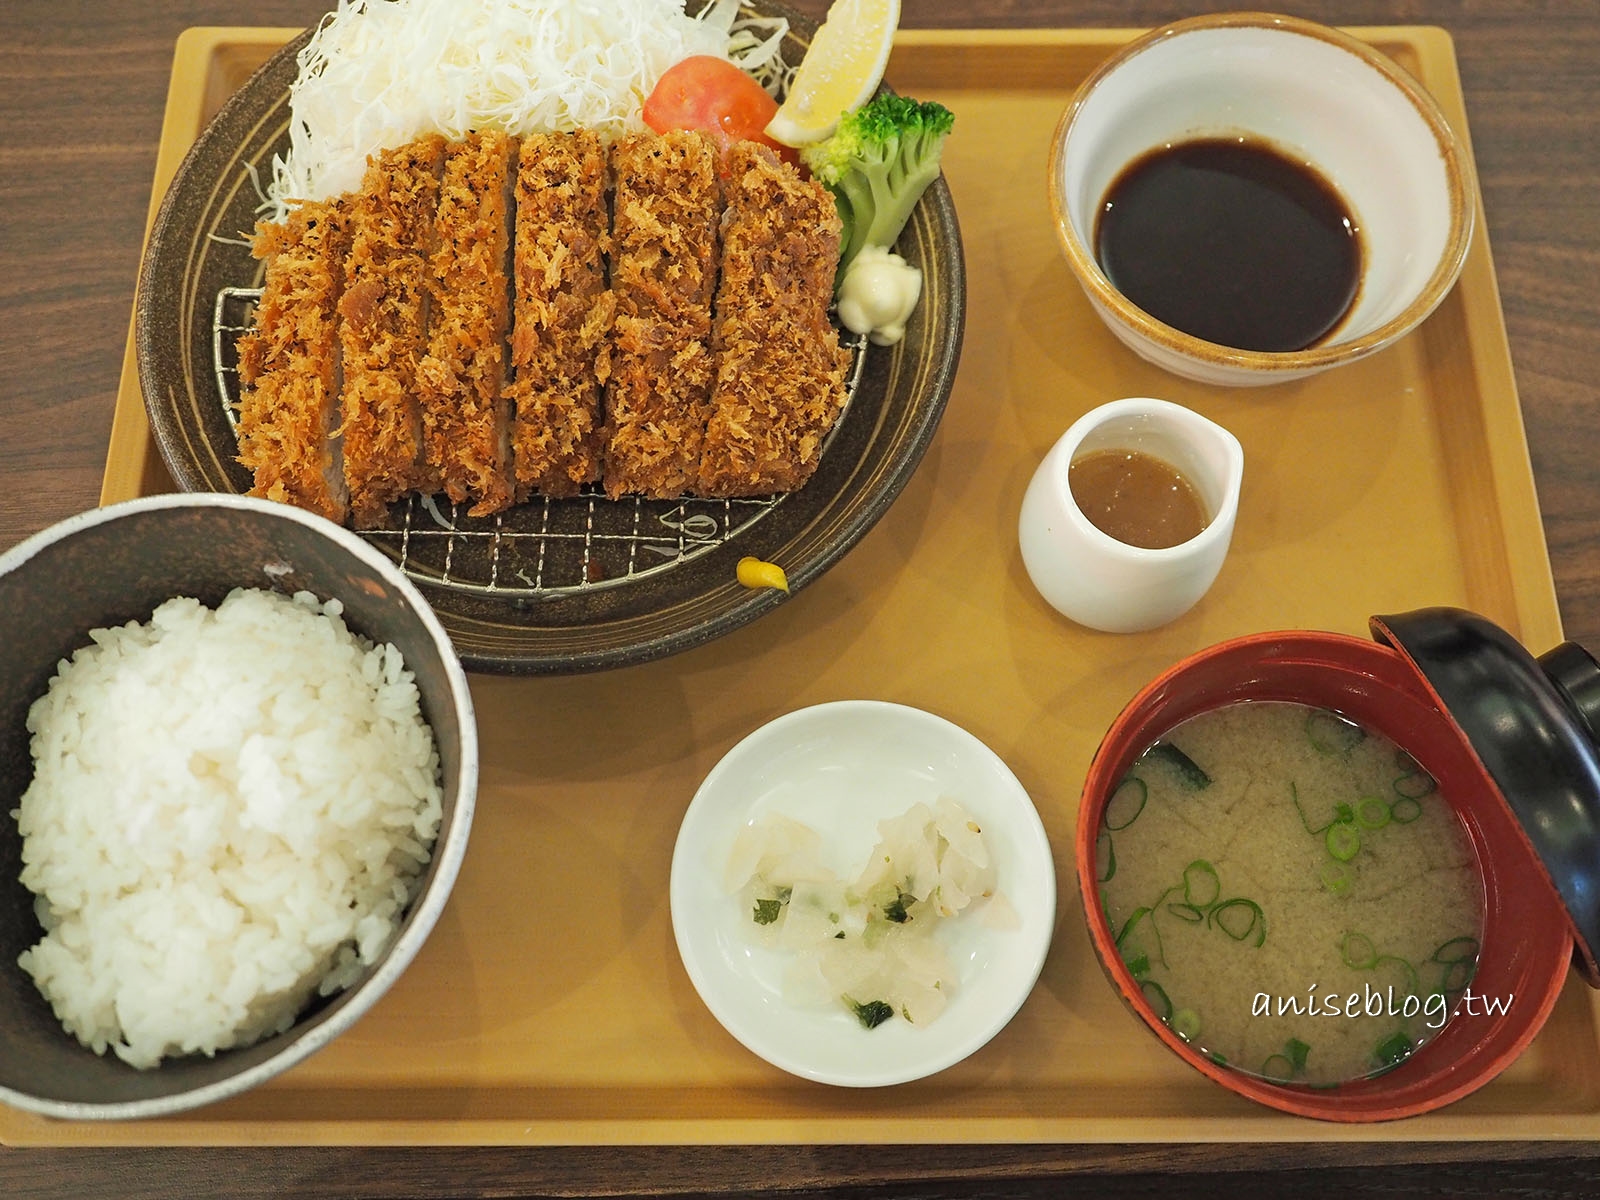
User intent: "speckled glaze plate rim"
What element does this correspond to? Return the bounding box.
[133,2,967,675]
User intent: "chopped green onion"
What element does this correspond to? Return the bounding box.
[1290,782,1336,835]
[1393,753,1438,798]
[1116,906,1165,969]
[1182,859,1221,909]
[1208,898,1267,946]
[1319,862,1352,894]
[1261,1053,1295,1082]
[1390,795,1424,823]
[1325,821,1361,862]
[1356,796,1391,829]
[1307,709,1365,756]
[1105,776,1148,831]
[1373,954,1421,1000]
[1142,741,1212,789]
[1392,773,1436,799]
[1140,979,1173,1022]
[1432,936,1480,992]
[1373,1030,1413,1070]
[1125,952,1150,978]
[1171,1007,1201,1040]
[1285,1037,1311,1075]
[1431,936,1480,964]
[1116,906,1152,948]
[1095,830,1117,883]
[1341,931,1378,970]
[1165,902,1204,923]
[1388,771,1440,800]
[1437,958,1477,994]
[1119,887,1177,971]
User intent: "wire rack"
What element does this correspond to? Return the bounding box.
[213,286,867,598]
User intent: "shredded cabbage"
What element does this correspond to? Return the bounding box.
[265,0,790,220]
[703,0,795,95]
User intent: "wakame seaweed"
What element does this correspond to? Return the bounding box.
[1142,740,1212,789]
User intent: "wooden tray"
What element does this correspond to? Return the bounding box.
[9,24,1599,1147]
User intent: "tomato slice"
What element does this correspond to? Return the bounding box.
[642,55,798,166]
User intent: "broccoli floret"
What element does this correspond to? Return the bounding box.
[801,93,954,277]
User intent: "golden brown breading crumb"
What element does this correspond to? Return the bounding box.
[239,129,853,524]
[338,135,445,527]
[601,129,721,500]
[417,130,518,516]
[696,142,850,497]
[235,199,352,524]
[507,130,614,500]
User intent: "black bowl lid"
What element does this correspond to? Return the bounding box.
[1371,607,1600,987]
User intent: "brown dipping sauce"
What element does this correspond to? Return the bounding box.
[1069,449,1208,549]
[1094,137,1362,353]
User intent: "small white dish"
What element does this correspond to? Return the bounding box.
[1019,397,1244,633]
[670,700,1056,1088]
[1047,12,1474,386]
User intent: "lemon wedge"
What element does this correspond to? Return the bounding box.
[765,0,901,147]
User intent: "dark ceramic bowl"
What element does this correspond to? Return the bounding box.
[1076,630,1572,1122]
[133,1,965,674]
[0,495,477,1119]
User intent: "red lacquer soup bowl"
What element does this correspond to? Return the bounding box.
[1076,628,1576,1122]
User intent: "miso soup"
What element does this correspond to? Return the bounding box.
[1097,701,1485,1086]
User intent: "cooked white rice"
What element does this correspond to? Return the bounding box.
[12,587,444,1069]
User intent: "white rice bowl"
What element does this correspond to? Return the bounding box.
[11,586,444,1070]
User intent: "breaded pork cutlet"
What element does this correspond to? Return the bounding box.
[697,142,851,497]
[416,130,518,516]
[602,129,721,500]
[338,134,445,527]
[507,130,614,500]
[235,199,352,524]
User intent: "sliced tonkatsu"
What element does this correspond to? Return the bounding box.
[416,130,518,516]
[506,130,614,500]
[338,134,446,527]
[236,128,855,523]
[601,129,722,500]
[697,142,851,497]
[236,198,352,524]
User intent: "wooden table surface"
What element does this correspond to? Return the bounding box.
[3,0,1599,1195]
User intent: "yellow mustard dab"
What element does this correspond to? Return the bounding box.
[736,556,789,593]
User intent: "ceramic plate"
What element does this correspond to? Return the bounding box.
[133,2,965,674]
[669,701,1056,1087]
